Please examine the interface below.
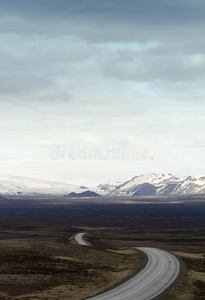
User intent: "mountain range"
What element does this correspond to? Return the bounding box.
[0,175,100,198]
[98,173,205,196]
[0,173,205,198]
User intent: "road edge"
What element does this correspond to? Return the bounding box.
[75,233,181,300]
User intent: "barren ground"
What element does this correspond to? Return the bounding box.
[0,195,204,299]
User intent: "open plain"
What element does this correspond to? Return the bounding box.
[0,195,204,299]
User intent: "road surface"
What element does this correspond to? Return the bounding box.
[75,233,180,300]
[74,232,89,246]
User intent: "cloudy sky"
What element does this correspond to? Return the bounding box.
[0,0,205,186]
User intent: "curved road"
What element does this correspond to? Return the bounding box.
[74,232,89,246]
[75,233,180,300]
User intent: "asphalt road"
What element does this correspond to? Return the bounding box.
[75,233,180,300]
[74,232,89,246]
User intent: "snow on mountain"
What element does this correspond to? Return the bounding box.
[1,173,205,198]
[97,181,123,192]
[0,175,100,198]
[174,176,205,195]
[99,173,205,196]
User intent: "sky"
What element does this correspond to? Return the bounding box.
[0,0,205,186]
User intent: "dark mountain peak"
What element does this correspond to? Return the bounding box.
[132,183,157,196]
[79,186,88,189]
[67,190,101,198]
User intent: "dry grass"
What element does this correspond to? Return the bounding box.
[173,252,204,259]
[0,225,142,300]
[9,269,137,300]
[162,252,205,300]
[0,198,205,299]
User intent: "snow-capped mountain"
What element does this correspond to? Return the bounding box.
[1,173,205,198]
[0,175,100,198]
[98,173,205,196]
[97,181,123,191]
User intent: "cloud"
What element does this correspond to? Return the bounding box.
[0,33,98,102]
[100,44,205,83]
[1,0,204,21]
[0,0,205,182]
[1,0,204,99]
[0,0,205,43]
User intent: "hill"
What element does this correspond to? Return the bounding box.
[0,175,98,198]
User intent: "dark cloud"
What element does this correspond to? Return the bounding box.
[0,0,204,43]
[1,0,204,22]
[0,0,204,93]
